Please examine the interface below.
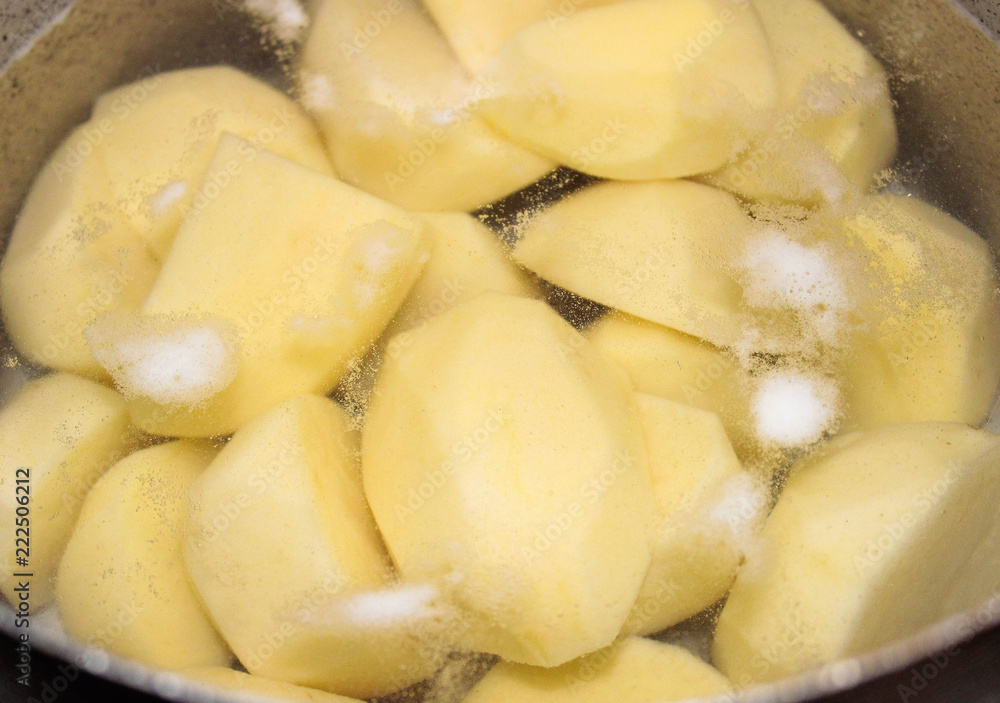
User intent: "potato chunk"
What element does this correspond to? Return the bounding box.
[714,423,1000,684]
[183,668,363,703]
[299,0,554,212]
[514,181,752,347]
[623,394,764,636]
[478,0,778,179]
[92,66,334,259]
[56,441,230,670]
[91,135,427,437]
[833,195,1000,431]
[0,374,135,607]
[587,312,755,458]
[704,0,897,204]
[463,637,732,703]
[0,128,158,376]
[0,67,331,377]
[185,395,447,699]
[363,292,654,667]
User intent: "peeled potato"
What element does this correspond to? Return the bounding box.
[0,374,135,608]
[183,668,364,703]
[185,395,447,699]
[0,66,331,378]
[299,0,554,212]
[363,292,654,667]
[623,394,763,636]
[703,0,897,204]
[514,180,752,347]
[421,0,620,74]
[587,312,756,457]
[90,135,427,438]
[56,441,230,670]
[714,423,1000,684]
[478,0,779,179]
[832,195,1000,432]
[0,127,159,376]
[463,637,732,703]
[92,66,334,259]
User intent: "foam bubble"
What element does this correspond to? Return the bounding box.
[753,371,839,447]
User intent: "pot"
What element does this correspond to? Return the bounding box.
[1,1,1000,702]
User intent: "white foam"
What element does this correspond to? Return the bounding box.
[300,71,335,112]
[754,371,839,447]
[243,0,309,42]
[743,232,849,343]
[87,317,238,405]
[149,181,187,217]
[341,584,440,628]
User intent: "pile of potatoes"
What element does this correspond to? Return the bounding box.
[2,0,1000,701]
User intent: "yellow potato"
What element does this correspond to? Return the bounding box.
[56,441,230,670]
[91,66,334,259]
[0,128,158,377]
[421,0,620,73]
[183,667,364,703]
[90,135,427,438]
[463,637,732,703]
[299,0,554,212]
[0,374,136,608]
[363,292,654,667]
[623,394,763,636]
[832,195,1000,432]
[185,395,447,699]
[478,0,778,179]
[514,181,753,347]
[0,67,331,378]
[714,423,1000,684]
[703,0,897,204]
[586,312,756,458]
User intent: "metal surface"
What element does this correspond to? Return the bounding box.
[1,0,1000,702]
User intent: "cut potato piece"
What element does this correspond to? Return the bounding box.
[0,374,135,607]
[0,66,331,378]
[185,395,447,699]
[95,135,427,438]
[463,637,732,703]
[587,312,756,458]
[703,0,897,204]
[183,667,364,703]
[92,66,333,259]
[623,394,763,636]
[56,441,229,670]
[299,0,554,212]
[478,0,779,179]
[363,292,654,667]
[714,423,1000,684]
[832,195,1000,432]
[421,0,620,74]
[514,181,752,347]
[0,127,159,377]
[384,212,538,349]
